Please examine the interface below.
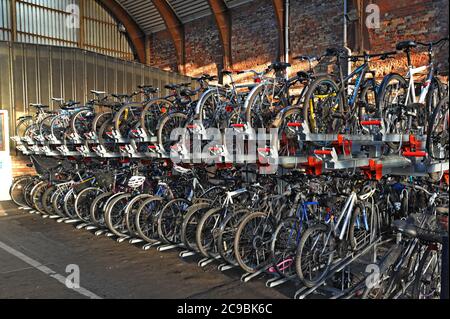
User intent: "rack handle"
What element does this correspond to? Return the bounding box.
[403,151,427,157]
[314,150,333,156]
[361,120,382,126]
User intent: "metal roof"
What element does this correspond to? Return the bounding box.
[116,0,254,34]
[117,0,166,34]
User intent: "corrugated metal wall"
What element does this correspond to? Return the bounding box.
[0,0,135,60]
[82,0,134,60]
[0,41,190,152]
[0,0,12,41]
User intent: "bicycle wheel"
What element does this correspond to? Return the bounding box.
[92,111,113,135]
[98,118,116,153]
[303,76,344,134]
[158,198,192,244]
[197,88,230,129]
[50,114,70,141]
[348,202,378,251]
[90,191,113,227]
[135,196,164,243]
[52,187,70,218]
[63,189,78,219]
[217,209,249,266]
[125,194,153,237]
[245,83,282,129]
[180,202,212,252]
[234,212,276,274]
[9,176,32,207]
[425,77,443,127]
[378,74,413,148]
[113,104,143,138]
[15,118,33,138]
[75,187,103,222]
[427,96,449,161]
[70,108,95,138]
[157,113,188,154]
[31,181,48,214]
[271,217,303,278]
[277,107,303,159]
[412,248,442,299]
[105,193,132,237]
[140,99,174,136]
[42,185,57,215]
[196,207,223,258]
[295,223,335,288]
[360,79,379,117]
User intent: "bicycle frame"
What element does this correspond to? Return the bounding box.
[405,63,435,105]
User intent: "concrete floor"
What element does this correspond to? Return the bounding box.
[0,201,296,299]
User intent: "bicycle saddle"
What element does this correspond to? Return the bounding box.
[296,71,312,80]
[30,103,49,109]
[165,84,180,90]
[112,93,133,100]
[270,61,291,71]
[392,217,443,244]
[396,40,417,51]
[18,115,33,121]
[193,74,217,82]
[61,101,81,110]
[181,89,197,97]
[294,55,318,62]
[90,90,107,95]
[325,47,347,57]
[138,85,158,94]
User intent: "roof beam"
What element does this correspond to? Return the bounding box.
[207,0,232,70]
[272,0,285,61]
[151,0,186,74]
[96,0,146,63]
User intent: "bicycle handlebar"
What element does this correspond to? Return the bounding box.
[417,37,449,48]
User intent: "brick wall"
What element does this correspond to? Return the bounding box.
[185,15,223,77]
[11,156,36,177]
[229,0,279,73]
[289,0,344,74]
[149,30,179,72]
[147,0,448,79]
[366,0,449,78]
